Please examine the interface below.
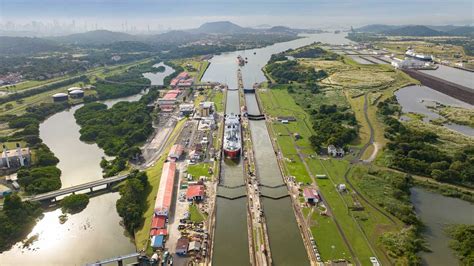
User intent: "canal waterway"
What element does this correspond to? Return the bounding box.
[203,32,351,265]
[0,63,173,265]
[410,187,474,266]
[420,65,474,90]
[395,85,474,136]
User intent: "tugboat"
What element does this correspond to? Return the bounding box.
[237,55,245,66]
[223,113,241,159]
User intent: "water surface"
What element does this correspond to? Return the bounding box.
[410,187,474,266]
[395,85,474,136]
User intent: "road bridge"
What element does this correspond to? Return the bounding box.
[23,174,129,202]
[87,252,141,266]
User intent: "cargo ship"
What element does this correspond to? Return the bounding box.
[405,49,433,61]
[223,113,241,158]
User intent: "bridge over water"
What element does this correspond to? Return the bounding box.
[23,174,129,202]
[86,252,141,266]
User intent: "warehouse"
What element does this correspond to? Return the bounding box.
[154,162,177,217]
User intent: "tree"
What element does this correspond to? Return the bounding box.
[60,194,90,214]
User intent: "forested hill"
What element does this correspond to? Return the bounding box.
[354,24,474,37]
[0,36,65,55]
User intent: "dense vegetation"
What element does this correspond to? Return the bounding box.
[265,46,357,150]
[75,101,151,164]
[352,167,427,263]
[116,170,150,234]
[0,194,42,251]
[0,75,88,105]
[1,102,69,194]
[266,60,327,84]
[88,62,157,101]
[75,88,158,176]
[308,104,358,150]
[60,194,90,214]
[378,97,474,187]
[446,224,474,265]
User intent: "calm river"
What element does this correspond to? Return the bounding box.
[0,63,173,265]
[411,187,474,265]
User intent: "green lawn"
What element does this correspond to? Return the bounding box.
[311,211,352,261]
[189,203,206,223]
[186,163,212,179]
[210,90,224,113]
[258,85,404,265]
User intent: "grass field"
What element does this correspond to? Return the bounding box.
[258,83,405,265]
[186,163,212,179]
[189,204,206,223]
[134,118,187,253]
[210,90,224,113]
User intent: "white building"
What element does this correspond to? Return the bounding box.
[1,147,31,169]
[328,145,344,157]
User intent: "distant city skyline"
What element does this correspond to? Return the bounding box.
[0,0,472,35]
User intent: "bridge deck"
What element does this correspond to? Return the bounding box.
[87,252,140,265]
[24,174,129,202]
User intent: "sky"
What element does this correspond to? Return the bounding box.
[0,0,473,33]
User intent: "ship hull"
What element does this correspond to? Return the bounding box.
[224,148,240,158]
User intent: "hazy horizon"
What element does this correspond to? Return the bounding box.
[1,0,473,36]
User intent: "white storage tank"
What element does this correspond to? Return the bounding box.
[52,92,68,102]
[69,89,84,99]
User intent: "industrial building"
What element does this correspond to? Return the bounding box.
[168,144,184,161]
[176,237,190,256]
[170,72,194,88]
[303,188,320,204]
[158,90,182,112]
[186,184,205,202]
[1,146,31,169]
[154,162,177,217]
[179,103,195,116]
[198,101,214,117]
[52,92,68,102]
[151,235,165,249]
[149,161,177,249]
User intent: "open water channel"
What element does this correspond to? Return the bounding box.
[0,63,173,265]
[203,32,351,266]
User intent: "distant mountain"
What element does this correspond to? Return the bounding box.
[385,25,445,36]
[0,36,64,55]
[147,30,201,44]
[447,26,474,36]
[51,30,136,45]
[194,21,251,34]
[427,25,464,32]
[267,26,294,34]
[355,24,402,33]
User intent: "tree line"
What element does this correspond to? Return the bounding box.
[378,97,474,187]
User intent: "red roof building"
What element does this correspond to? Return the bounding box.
[186,184,205,201]
[150,228,168,236]
[154,162,177,216]
[303,187,319,204]
[151,216,167,229]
